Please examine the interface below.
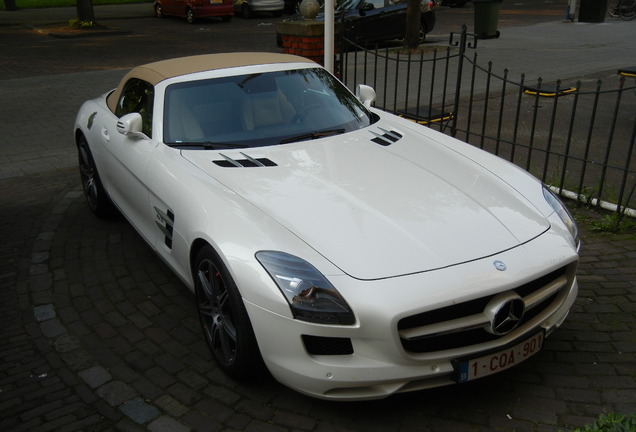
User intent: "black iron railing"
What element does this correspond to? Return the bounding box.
[337,26,636,221]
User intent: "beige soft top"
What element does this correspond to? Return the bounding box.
[106,52,315,113]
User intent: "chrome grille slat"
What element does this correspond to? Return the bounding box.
[399,313,488,340]
[523,275,567,309]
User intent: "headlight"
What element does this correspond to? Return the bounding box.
[543,187,580,247]
[256,251,355,325]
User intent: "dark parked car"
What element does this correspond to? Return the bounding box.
[338,0,436,44]
[441,0,467,6]
[278,0,436,47]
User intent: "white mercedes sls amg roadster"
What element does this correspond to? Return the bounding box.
[74,52,580,400]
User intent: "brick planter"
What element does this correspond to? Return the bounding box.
[276,20,339,66]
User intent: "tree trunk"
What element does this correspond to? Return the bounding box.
[403,0,422,50]
[77,0,95,22]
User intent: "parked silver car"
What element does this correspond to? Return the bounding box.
[234,0,284,17]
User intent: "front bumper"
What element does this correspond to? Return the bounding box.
[244,228,579,400]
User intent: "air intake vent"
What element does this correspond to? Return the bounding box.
[302,335,354,356]
[214,152,277,168]
[370,128,403,146]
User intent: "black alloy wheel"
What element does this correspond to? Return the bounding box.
[242,3,252,19]
[194,246,262,378]
[77,135,114,218]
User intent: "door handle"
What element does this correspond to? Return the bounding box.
[101,127,110,142]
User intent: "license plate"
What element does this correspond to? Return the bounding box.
[454,331,544,383]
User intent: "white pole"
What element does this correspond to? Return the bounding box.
[567,0,578,21]
[324,0,335,73]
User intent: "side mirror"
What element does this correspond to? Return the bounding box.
[356,84,376,108]
[116,113,148,139]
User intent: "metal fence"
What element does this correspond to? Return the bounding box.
[337,26,636,220]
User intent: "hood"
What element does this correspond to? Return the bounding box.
[182,123,549,280]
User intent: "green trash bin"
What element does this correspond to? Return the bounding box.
[473,0,503,39]
[578,0,607,22]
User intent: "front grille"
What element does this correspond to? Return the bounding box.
[398,266,571,354]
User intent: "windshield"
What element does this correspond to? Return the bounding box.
[163,67,376,149]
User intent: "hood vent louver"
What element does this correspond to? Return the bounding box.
[214,152,277,168]
[370,128,403,146]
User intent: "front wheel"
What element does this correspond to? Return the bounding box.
[77,135,115,218]
[194,246,262,378]
[242,3,252,19]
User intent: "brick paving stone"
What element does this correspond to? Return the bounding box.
[148,415,191,432]
[79,365,113,389]
[155,394,190,418]
[120,397,161,425]
[96,380,137,407]
[181,410,223,432]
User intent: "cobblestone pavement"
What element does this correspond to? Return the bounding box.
[2,167,634,432]
[1,2,635,431]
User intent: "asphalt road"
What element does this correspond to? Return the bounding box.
[0,0,572,80]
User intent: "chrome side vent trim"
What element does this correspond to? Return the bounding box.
[154,206,175,249]
[214,152,277,168]
[370,128,403,146]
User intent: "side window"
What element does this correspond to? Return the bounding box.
[116,78,154,138]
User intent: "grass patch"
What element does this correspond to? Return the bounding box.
[13,0,149,8]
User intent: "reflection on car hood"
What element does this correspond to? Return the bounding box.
[182,121,549,280]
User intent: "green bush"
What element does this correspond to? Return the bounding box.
[565,413,636,432]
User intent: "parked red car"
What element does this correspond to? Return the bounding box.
[154,0,234,23]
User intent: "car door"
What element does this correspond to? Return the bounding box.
[162,0,180,16]
[100,78,158,243]
[347,0,406,43]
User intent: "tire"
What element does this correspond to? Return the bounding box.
[418,21,430,43]
[607,0,620,17]
[77,135,115,218]
[242,3,252,19]
[619,0,636,20]
[194,245,262,378]
[154,3,163,18]
[186,7,195,24]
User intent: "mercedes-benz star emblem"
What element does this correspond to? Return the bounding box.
[484,292,525,335]
[493,260,507,271]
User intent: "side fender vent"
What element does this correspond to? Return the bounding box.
[370,128,403,146]
[214,152,277,168]
[154,207,175,249]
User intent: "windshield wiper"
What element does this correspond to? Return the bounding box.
[166,141,248,150]
[280,128,345,144]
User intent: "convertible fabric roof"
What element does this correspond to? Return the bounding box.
[106,52,315,113]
